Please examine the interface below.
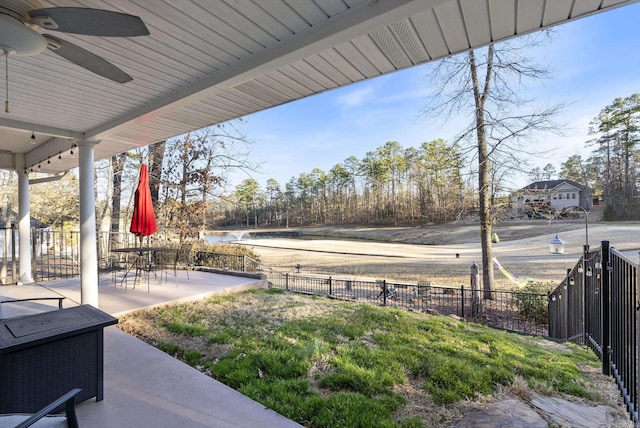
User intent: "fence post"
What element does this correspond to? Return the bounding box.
[460,285,465,319]
[285,273,289,291]
[243,255,246,272]
[470,262,481,317]
[30,228,37,282]
[11,223,17,282]
[382,280,387,306]
[547,291,551,335]
[565,268,571,340]
[583,244,589,344]
[601,240,610,376]
[329,276,332,295]
[0,228,6,284]
[382,279,388,306]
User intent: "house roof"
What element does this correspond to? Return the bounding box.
[1,0,637,175]
[521,180,592,192]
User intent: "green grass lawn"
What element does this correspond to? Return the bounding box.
[118,289,602,428]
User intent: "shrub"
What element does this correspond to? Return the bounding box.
[513,283,550,324]
[192,241,260,259]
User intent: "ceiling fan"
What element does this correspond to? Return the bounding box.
[0,6,149,84]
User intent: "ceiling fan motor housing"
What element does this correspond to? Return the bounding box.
[0,14,47,56]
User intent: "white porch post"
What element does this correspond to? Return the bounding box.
[16,154,33,284]
[78,141,99,307]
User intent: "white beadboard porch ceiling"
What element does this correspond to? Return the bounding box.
[0,0,636,173]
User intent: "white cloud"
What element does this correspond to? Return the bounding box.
[335,86,375,108]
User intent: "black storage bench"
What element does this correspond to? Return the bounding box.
[0,304,117,413]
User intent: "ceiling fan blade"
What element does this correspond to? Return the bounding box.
[44,35,132,84]
[29,8,149,37]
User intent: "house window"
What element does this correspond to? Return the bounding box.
[559,194,563,200]
[553,194,557,199]
[566,193,570,199]
[572,193,576,199]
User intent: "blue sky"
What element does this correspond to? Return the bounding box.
[230,3,640,191]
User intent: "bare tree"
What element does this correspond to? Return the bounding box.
[159,123,256,240]
[423,35,564,296]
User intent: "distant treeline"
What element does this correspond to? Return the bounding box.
[214,140,481,227]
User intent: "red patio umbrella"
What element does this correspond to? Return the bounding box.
[130,164,157,237]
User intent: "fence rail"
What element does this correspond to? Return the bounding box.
[32,229,80,281]
[548,246,602,344]
[264,270,548,336]
[549,241,640,425]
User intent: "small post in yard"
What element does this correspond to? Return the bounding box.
[470,262,481,317]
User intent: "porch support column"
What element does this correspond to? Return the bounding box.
[79,141,99,307]
[17,154,33,284]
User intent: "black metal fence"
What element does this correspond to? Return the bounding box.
[0,227,17,284]
[548,245,602,344]
[263,270,548,336]
[32,229,80,281]
[0,227,83,284]
[155,248,548,335]
[607,245,638,423]
[549,241,639,425]
[2,228,265,283]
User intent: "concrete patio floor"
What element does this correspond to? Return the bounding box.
[0,270,302,428]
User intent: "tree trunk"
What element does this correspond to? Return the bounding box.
[469,48,495,298]
[148,141,165,205]
[110,153,127,247]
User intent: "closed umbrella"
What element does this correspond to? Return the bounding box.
[130,164,157,237]
[127,164,158,290]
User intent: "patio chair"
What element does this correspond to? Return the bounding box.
[152,248,178,286]
[175,244,193,281]
[0,388,80,428]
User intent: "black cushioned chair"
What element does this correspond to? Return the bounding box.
[0,388,80,427]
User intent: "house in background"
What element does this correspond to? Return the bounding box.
[512,180,593,216]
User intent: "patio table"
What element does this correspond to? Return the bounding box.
[111,247,171,291]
